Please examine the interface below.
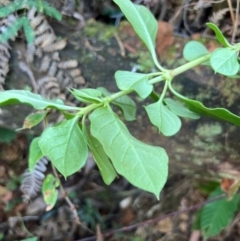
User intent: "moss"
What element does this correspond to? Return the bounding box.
[196,123,223,137]
[84,19,116,43]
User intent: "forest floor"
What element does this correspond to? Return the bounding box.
[1,0,240,241]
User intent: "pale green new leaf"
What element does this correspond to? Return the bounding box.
[164,98,200,119]
[89,107,168,198]
[0,90,79,111]
[115,71,153,99]
[113,0,159,66]
[70,88,102,103]
[97,87,136,121]
[210,48,239,76]
[83,125,117,185]
[183,41,209,61]
[201,187,239,238]
[29,137,44,172]
[145,100,181,136]
[39,117,88,178]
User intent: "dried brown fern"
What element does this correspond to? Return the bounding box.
[209,8,229,26]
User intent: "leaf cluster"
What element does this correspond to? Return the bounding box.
[0,0,240,229]
[0,0,61,43]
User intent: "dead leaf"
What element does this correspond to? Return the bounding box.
[156,21,174,57]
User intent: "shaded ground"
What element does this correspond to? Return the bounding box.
[1,1,240,241]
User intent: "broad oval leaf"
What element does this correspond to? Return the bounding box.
[210,48,239,76]
[164,98,200,119]
[201,187,239,238]
[0,90,79,111]
[39,117,88,178]
[98,87,136,121]
[145,100,181,136]
[183,41,209,61]
[42,174,58,211]
[89,107,168,198]
[113,0,158,65]
[29,137,44,172]
[115,71,153,99]
[206,23,231,47]
[70,88,102,103]
[83,125,117,185]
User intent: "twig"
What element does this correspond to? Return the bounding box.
[231,0,240,43]
[114,32,125,57]
[227,0,235,28]
[75,194,226,241]
[51,164,94,234]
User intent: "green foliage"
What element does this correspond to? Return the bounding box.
[115,71,153,99]
[210,48,239,76]
[39,117,88,178]
[0,0,61,43]
[1,0,240,204]
[42,174,59,210]
[113,0,162,70]
[200,187,239,238]
[206,23,231,47]
[20,111,48,130]
[89,106,168,198]
[28,137,43,172]
[183,41,209,61]
[145,99,181,136]
[83,125,117,185]
[0,90,79,111]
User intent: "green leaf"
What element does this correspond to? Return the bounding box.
[98,87,136,121]
[70,88,102,103]
[0,90,79,111]
[22,17,35,44]
[192,208,202,230]
[164,98,200,119]
[113,0,158,66]
[145,100,181,136]
[0,17,24,43]
[39,117,88,178]
[27,0,62,21]
[29,137,44,172]
[183,41,209,61]
[83,125,117,185]
[115,71,153,99]
[42,174,58,211]
[0,127,16,143]
[210,48,239,76]
[21,110,48,130]
[89,107,168,198]
[201,187,239,238]
[206,23,231,47]
[176,95,240,127]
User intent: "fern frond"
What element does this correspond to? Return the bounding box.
[27,0,62,21]
[21,157,48,202]
[0,16,24,42]
[22,16,35,44]
[0,0,25,18]
[209,8,229,26]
